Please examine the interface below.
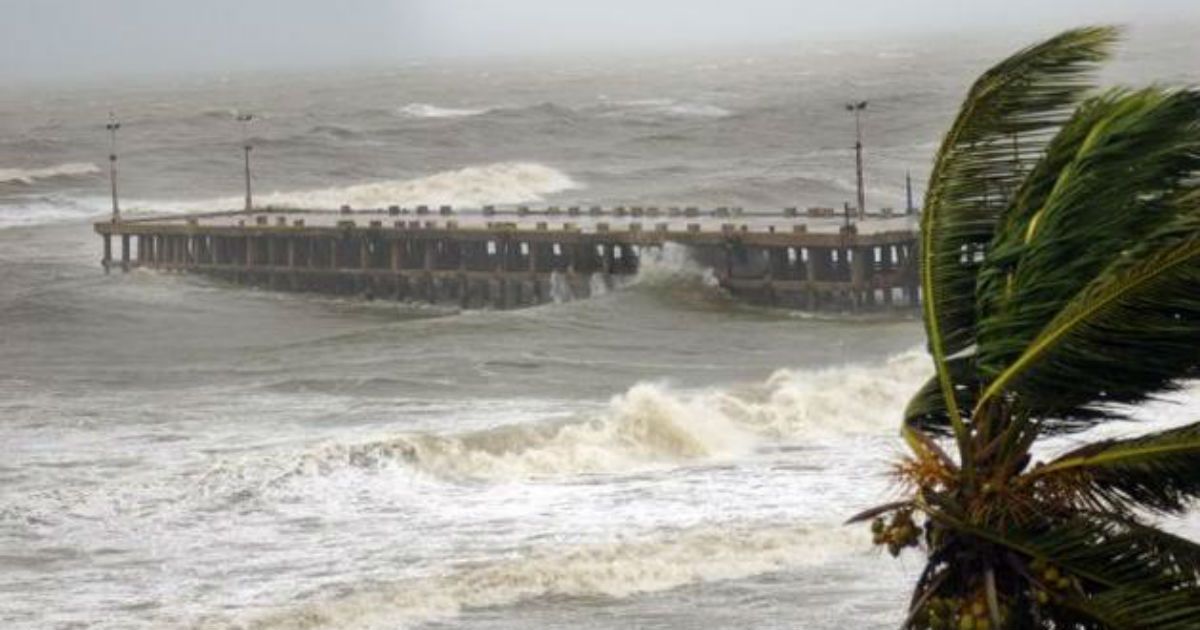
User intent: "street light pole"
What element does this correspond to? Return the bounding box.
[906,170,915,215]
[237,113,254,211]
[106,113,121,222]
[845,100,868,220]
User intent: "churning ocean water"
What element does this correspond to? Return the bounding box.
[2,24,1199,630]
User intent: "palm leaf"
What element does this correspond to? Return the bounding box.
[1027,420,1200,514]
[1055,586,1200,630]
[974,212,1200,429]
[975,90,1147,336]
[903,357,977,437]
[1085,512,1200,582]
[917,26,1117,454]
[920,507,1200,627]
[975,88,1200,396]
[923,505,1152,588]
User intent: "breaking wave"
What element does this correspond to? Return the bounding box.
[396,103,489,119]
[390,99,731,123]
[1,162,579,226]
[138,162,580,213]
[239,522,865,629]
[0,195,106,229]
[258,349,929,483]
[0,162,100,185]
[602,98,733,119]
[629,242,720,288]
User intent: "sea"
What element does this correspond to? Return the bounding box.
[2,23,1198,630]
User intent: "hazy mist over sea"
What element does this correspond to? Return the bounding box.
[2,6,1199,629]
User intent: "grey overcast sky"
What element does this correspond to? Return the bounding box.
[2,0,1198,82]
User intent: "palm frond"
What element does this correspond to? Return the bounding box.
[923,505,1154,588]
[1085,511,1200,582]
[975,88,1200,404]
[921,507,1200,627]
[904,357,978,438]
[919,26,1117,452]
[975,212,1200,429]
[1027,420,1200,514]
[975,90,1146,335]
[1056,585,1200,630]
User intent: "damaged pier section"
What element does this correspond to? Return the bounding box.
[95,206,920,312]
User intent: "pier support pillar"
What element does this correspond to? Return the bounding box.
[850,247,869,310]
[102,234,112,273]
[528,243,540,304]
[120,234,131,272]
[423,240,437,303]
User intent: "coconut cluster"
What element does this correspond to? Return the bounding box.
[870,510,921,557]
[1030,558,1080,604]
[915,595,1008,630]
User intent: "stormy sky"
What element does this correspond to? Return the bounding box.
[2,0,1197,82]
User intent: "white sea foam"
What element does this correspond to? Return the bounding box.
[548,270,573,303]
[660,102,733,118]
[0,196,107,229]
[239,522,866,630]
[630,242,719,287]
[607,98,732,119]
[1,163,579,228]
[269,349,929,483]
[143,162,580,213]
[0,162,100,185]
[396,103,488,118]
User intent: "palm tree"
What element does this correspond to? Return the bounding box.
[852,26,1200,629]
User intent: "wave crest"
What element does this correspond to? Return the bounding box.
[260,349,929,484]
[396,103,488,119]
[0,162,100,185]
[139,162,580,213]
[603,99,733,119]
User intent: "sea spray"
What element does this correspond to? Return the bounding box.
[628,242,719,288]
[548,270,574,303]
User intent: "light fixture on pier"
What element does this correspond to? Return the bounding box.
[237,112,254,211]
[106,112,121,222]
[845,100,868,220]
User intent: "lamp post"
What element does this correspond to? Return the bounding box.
[106,113,121,222]
[845,100,868,220]
[906,170,915,215]
[237,113,254,211]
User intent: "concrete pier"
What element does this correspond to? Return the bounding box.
[95,206,920,312]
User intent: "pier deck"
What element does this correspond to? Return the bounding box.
[95,205,920,312]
